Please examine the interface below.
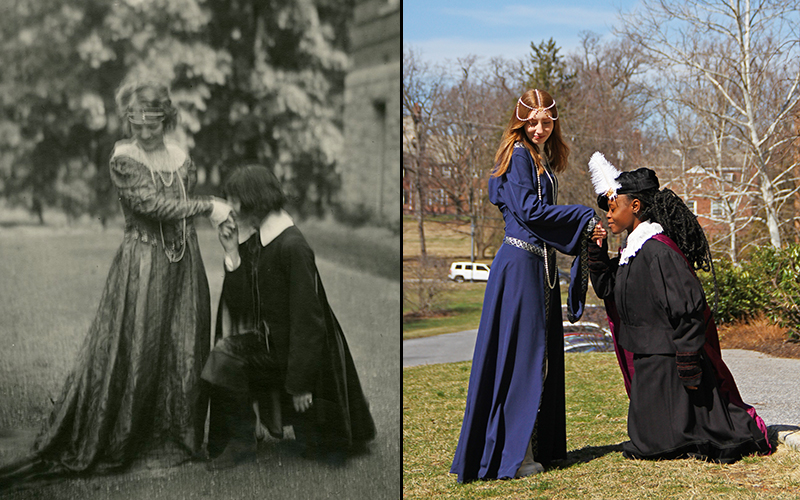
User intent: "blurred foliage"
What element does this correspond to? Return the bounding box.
[701,245,800,339]
[699,257,766,325]
[0,0,354,223]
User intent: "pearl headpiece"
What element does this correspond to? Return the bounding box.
[516,89,558,122]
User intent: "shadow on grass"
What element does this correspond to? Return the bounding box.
[551,442,626,469]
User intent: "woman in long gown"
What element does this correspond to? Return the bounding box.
[586,162,770,462]
[0,79,230,487]
[450,89,598,483]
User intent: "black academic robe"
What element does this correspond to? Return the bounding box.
[591,235,769,462]
[203,226,375,450]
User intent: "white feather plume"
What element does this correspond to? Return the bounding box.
[588,151,622,198]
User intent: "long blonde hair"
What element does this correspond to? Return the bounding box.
[491,89,569,177]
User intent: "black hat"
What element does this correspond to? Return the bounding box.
[596,168,660,210]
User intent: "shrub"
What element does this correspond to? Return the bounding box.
[403,257,450,317]
[700,257,765,325]
[748,244,800,340]
[702,244,800,339]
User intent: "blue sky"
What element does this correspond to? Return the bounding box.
[404,0,642,65]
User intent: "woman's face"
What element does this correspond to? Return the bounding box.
[606,195,640,235]
[523,110,554,145]
[131,121,165,152]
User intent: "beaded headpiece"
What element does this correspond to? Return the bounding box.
[127,106,165,125]
[516,89,558,122]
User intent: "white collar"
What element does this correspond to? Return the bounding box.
[237,210,294,246]
[619,221,663,266]
[112,140,187,171]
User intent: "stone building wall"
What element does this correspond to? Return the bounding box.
[337,0,400,227]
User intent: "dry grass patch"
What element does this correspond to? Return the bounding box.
[719,315,800,359]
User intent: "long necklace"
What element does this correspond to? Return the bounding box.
[538,161,557,290]
[144,150,187,263]
[139,145,177,186]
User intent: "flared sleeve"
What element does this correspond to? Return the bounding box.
[492,148,596,255]
[282,237,326,396]
[492,147,598,321]
[110,155,213,221]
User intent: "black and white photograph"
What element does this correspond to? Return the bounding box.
[0,1,401,499]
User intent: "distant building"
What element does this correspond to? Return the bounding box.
[663,164,756,241]
[402,115,487,216]
[337,0,400,227]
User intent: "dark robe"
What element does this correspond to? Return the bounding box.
[450,144,596,482]
[201,225,375,453]
[591,231,770,462]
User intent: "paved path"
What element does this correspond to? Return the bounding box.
[404,331,800,431]
[403,329,478,368]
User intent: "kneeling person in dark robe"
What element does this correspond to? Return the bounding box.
[202,165,376,470]
[586,158,770,463]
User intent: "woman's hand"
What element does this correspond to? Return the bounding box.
[293,392,313,413]
[209,198,233,227]
[218,214,239,255]
[592,221,608,247]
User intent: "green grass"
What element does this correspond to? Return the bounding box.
[403,354,800,500]
[403,282,598,340]
[403,283,487,339]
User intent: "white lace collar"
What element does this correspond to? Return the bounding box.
[112,140,187,172]
[237,209,294,246]
[619,221,663,266]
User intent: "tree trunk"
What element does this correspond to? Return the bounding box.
[758,169,782,248]
[414,169,427,261]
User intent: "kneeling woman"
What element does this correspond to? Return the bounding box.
[201,165,375,469]
[587,161,770,463]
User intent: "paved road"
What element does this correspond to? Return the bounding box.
[404,330,800,429]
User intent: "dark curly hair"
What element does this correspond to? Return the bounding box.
[628,187,718,309]
[627,188,711,271]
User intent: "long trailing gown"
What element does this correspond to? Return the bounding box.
[590,222,770,462]
[450,143,597,483]
[0,140,213,486]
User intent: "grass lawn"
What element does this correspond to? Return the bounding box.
[403,215,478,262]
[403,354,800,499]
[403,280,603,340]
[0,222,400,499]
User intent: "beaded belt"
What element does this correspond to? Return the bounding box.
[504,236,546,257]
[504,235,557,289]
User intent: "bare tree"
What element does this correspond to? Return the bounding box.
[618,0,800,248]
[561,33,655,210]
[654,61,764,262]
[403,47,447,261]
[427,56,517,261]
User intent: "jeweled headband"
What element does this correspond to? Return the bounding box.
[515,89,558,121]
[127,107,165,125]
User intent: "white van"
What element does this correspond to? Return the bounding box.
[449,262,490,282]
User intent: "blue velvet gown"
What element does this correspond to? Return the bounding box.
[450,143,596,482]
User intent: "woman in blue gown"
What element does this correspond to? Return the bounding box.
[450,89,598,482]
